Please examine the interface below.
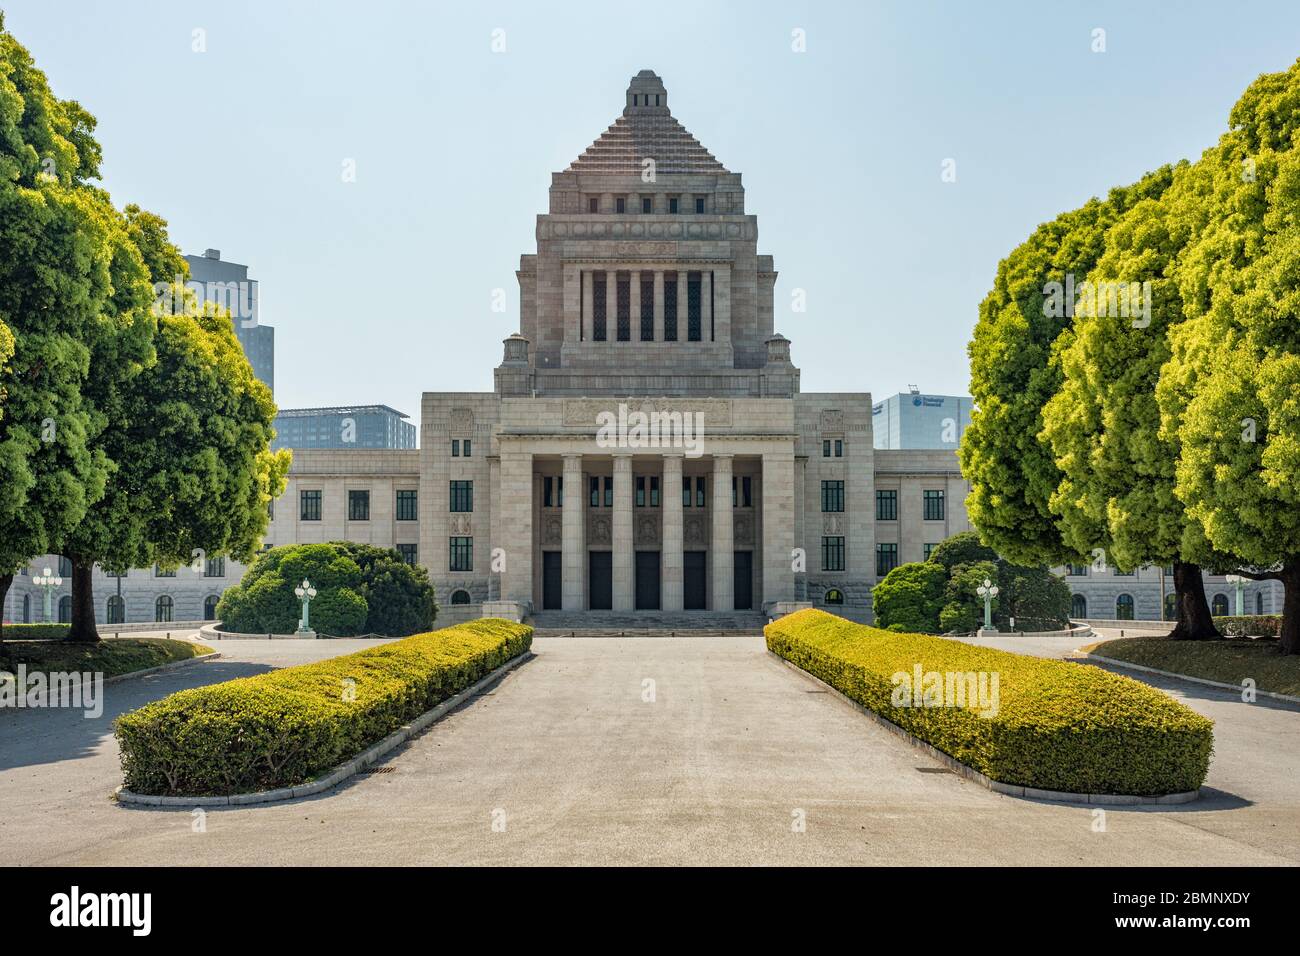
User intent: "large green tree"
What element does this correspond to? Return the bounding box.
[1040,162,1226,640]
[59,209,289,641]
[0,15,150,638]
[1158,59,1300,654]
[960,169,1174,572]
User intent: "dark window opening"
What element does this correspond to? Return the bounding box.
[593,271,607,341]
[663,273,678,341]
[687,272,702,341]
[640,274,654,340]
[616,273,630,341]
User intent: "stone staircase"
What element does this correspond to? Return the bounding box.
[528,610,769,637]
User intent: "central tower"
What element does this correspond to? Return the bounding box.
[497,70,798,399]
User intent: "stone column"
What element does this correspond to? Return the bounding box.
[612,453,634,610]
[499,448,534,608]
[604,271,616,342]
[677,268,689,340]
[653,271,665,342]
[581,270,593,342]
[661,453,684,610]
[562,453,585,609]
[630,269,641,342]
[711,454,734,611]
[761,448,796,605]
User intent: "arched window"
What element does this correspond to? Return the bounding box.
[1211,593,1229,616]
[824,588,844,605]
[106,595,125,625]
[204,595,220,621]
[1257,591,1265,615]
[1164,592,1177,621]
[450,589,471,605]
[155,595,174,623]
[1115,594,1134,621]
[1071,593,1087,618]
[22,594,30,623]
[57,595,72,623]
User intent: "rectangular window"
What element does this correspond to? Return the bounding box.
[348,489,370,521]
[155,565,176,578]
[616,273,630,341]
[821,480,845,513]
[396,489,418,521]
[822,440,831,457]
[642,196,652,214]
[543,477,554,508]
[1067,565,1088,577]
[640,274,654,341]
[588,196,598,213]
[397,543,418,566]
[593,271,607,341]
[650,476,660,507]
[742,476,752,507]
[557,475,563,507]
[449,537,473,572]
[682,476,692,507]
[663,273,678,341]
[451,439,460,457]
[449,481,473,513]
[463,439,472,457]
[695,195,705,214]
[822,536,846,572]
[687,271,702,341]
[205,557,226,577]
[603,477,613,508]
[616,196,626,214]
[669,196,679,214]
[590,476,600,508]
[1113,568,1134,577]
[695,477,706,508]
[923,490,945,521]
[268,499,274,520]
[834,439,843,457]
[923,543,937,561]
[876,490,897,521]
[877,542,899,576]
[636,476,646,508]
[300,490,321,521]
[732,475,738,507]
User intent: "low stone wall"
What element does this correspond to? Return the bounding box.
[1078,618,1170,632]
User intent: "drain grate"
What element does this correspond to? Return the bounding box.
[916,766,953,775]
[359,766,395,775]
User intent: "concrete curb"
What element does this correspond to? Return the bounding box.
[1074,651,1300,706]
[115,650,534,808]
[770,652,1200,807]
[103,651,222,687]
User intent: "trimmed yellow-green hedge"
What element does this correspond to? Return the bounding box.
[116,618,531,796]
[767,609,1212,795]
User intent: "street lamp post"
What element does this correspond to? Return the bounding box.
[293,578,318,636]
[976,577,999,636]
[31,566,63,624]
[1225,574,1245,617]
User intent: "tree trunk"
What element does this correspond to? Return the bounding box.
[1169,561,1221,641]
[66,555,100,643]
[0,572,10,643]
[1281,563,1300,656]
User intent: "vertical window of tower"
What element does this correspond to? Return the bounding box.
[593,271,607,341]
[664,272,679,341]
[687,272,702,341]
[616,272,631,341]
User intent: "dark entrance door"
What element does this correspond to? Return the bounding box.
[589,551,612,610]
[683,551,707,610]
[635,551,661,610]
[734,551,753,610]
[542,551,562,610]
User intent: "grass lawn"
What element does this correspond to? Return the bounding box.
[0,638,215,680]
[1088,634,1300,697]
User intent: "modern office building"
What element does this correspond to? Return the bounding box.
[272,405,417,451]
[184,249,275,393]
[872,390,974,450]
[263,71,973,624]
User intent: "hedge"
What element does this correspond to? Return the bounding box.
[115,618,531,796]
[766,608,1213,795]
[1213,615,1282,638]
[1,624,71,640]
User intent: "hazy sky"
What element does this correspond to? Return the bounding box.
[6,1,1300,423]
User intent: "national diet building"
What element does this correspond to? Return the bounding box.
[266,71,971,624]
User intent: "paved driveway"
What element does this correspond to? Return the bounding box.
[2,634,1297,865]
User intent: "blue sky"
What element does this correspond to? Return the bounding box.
[5,0,1300,422]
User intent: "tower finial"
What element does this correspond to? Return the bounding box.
[626,70,668,113]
